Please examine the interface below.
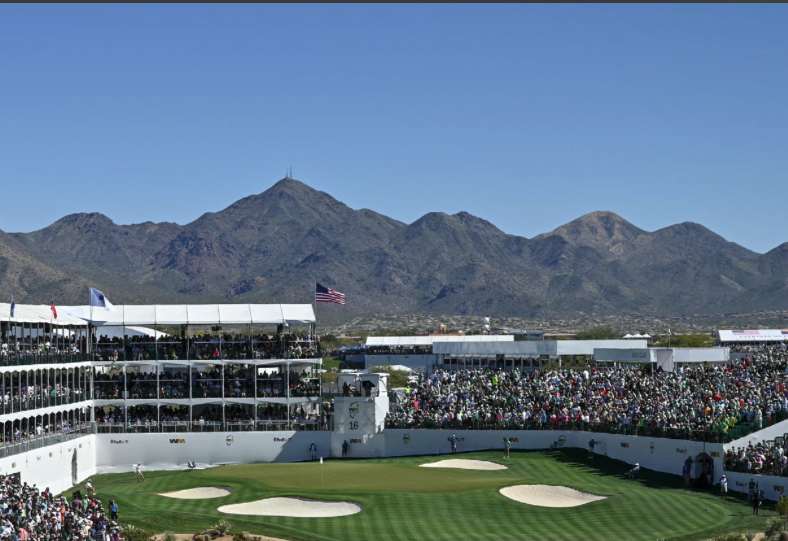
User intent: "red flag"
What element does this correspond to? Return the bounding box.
[51,300,57,320]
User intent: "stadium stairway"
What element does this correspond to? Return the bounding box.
[725,417,788,449]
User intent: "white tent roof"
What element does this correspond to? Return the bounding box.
[717,329,788,342]
[434,339,648,356]
[96,326,169,339]
[623,334,634,339]
[0,303,86,326]
[365,335,514,347]
[59,304,315,326]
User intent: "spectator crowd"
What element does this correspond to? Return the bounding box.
[0,474,120,541]
[386,345,788,444]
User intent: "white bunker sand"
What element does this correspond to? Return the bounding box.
[421,459,507,471]
[160,487,233,499]
[500,485,607,508]
[218,497,362,518]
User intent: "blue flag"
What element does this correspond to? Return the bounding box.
[10,295,14,318]
[90,287,115,310]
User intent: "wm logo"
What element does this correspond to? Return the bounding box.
[620,442,630,448]
[169,439,186,444]
[349,438,363,444]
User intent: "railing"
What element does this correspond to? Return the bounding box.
[0,423,94,459]
[94,419,326,433]
[0,353,92,367]
[384,417,787,444]
[2,393,90,413]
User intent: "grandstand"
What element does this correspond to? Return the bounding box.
[348,334,515,370]
[2,302,788,505]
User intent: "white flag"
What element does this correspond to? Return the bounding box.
[90,288,115,311]
[320,457,323,464]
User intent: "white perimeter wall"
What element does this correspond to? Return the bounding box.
[0,435,96,495]
[363,354,436,370]
[725,471,788,501]
[17,428,788,501]
[383,429,724,479]
[94,431,332,474]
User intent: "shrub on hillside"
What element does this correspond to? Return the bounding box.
[766,517,785,540]
[215,521,233,536]
[233,533,261,541]
[712,534,745,541]
[119,523,155,541]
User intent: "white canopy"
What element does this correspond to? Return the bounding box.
[365,335,514,347]
[96,326,169,339]
[59,304,316,326]
[717,329,788,342]
[0,303,87,326]
[434,339,647,356]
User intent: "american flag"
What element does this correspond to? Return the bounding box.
[316,283,346,305]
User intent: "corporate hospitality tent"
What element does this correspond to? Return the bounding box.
[594,347,730,372]
[0,304,86,326]
[365,335,514,347]
[59,304,316,326]
[717,329,788,343]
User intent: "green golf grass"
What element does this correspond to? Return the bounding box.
[76,449,775,541]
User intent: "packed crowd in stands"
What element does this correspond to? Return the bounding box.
[93,367,319,400]
[3,384,87,414]
[2,416,91,449]
[724,440,788,477]
[386,345,788,443]
[1,338,84,362]
[94,402,325,432]
[0,474,120,541]
[93,333,316,362]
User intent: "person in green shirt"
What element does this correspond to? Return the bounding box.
[503,437,511,459]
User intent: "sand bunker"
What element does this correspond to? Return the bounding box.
[218,497,362,518]
[421,459,507,471]
[160,487,233,499]
[500,485,607,508]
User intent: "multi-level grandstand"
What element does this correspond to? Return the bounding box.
[2,302,788,508]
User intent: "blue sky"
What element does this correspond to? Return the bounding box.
[1,4,786,253]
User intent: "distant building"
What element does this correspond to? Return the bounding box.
[509,329,544,341]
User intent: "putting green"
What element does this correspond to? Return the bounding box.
[73,449,774,541]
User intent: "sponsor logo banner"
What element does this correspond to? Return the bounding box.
[274,437,290,442]
[620,442,630,448]
[349,438,363,444]
[169,439,186,444]
[676,448,688,454]
[226,435,235,446]
[403,433,411,444]
[349,402,360,419]
[110,439,129,445]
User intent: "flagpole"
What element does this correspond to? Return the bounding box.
[313,278,319,340]
[89,287,94,356]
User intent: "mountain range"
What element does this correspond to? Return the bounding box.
[1,177,786,318]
